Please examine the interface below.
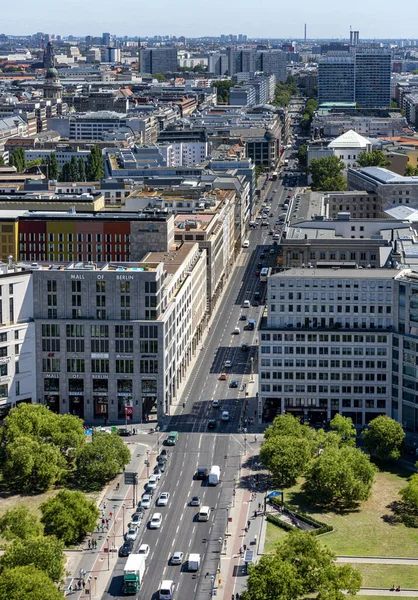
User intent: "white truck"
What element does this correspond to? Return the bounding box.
[123,553,146,595]
[208,465,220,486]
[188,553,201,571]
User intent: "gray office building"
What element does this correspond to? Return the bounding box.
[355,48,392,108]
[139,48,178,74]
[318,55,356,105]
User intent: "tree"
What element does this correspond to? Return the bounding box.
[0,156,5,166]
[242,530,361,600]
[77,157,86,182]
[153,73,166,82]
[405,163,418,176]
[59,162,71,182]
[356,149,390,168]
[0,536,65,582]
[308,155,347,191]
[296,143,307,167]
[0,506,43,541]
[9,148,25,172]
[362,415,405,461]
[260,435,312,488]
[399,473,418,527]
[264,414,314,442]
[41,489,100,545]
[329,414,356,446]
[304,446,376,507]
[76,432,130,490]
[25,159,43,169]
[48,153,59,180]
[212,80,236,104]
[0,565,64,600]
[70,156,79,181]
[86,146,104,181]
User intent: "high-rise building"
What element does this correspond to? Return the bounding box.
[227,49,286,81]
[318,55,356,105]
[139,48,178,74]
[104,47,121,63]
[260,50,287,82]
[354,47,392,108]
[102,32,111,46]
[318,48,391,108]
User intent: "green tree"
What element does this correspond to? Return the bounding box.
[0,156,5,166]
[41,489,100,545]
[0,565,64,600]
[330,414,356,446]
[405,163,418,176]
[77,158,86,182]
[86,146,104,181]
[304,446,376,507]
[0,536,65,582]
[242,531,361,600]
[296,143,307,166]
[260,435,312,488]
[362,415,405,461]
[264,413,314,442]
[25,159,43,169]
[399,473,418,527]
[76,432,130,490]
[0,506,43,542]
[356,149,390,168]
[48,153,59,180]
[153,73,166,82]
[59,162,71,182]
[9,148,26,172]
[70,156,78,181]
[308,155,347,191]
[212,80,236,103]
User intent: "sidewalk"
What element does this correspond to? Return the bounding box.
[62,432,163,597]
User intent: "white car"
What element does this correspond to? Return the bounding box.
[222,411,230,421]
[138,543,150,559]
[171,551,184,565]
[149,513,163,529]
[140,494,152,509]
[212,400,220,408]
[157,492,170,506]
[147,476,158,491]
[125,527,138,542]
[152,471,162,481]
[224,360,232,368]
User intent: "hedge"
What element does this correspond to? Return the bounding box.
[267,498,333,536]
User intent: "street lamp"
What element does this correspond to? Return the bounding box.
[146,450,150,478]
[122,504,125,532]
[113,504,117,547]
[106,537,110,570]
[226,503,231,534]
[250,356,254,383]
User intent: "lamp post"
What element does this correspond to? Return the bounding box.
[250,356,254,383]
[226,503,231,534]
[113,504,117,547]
[146,450,150,478]
[122,504,125,532]
[106,537,110,570]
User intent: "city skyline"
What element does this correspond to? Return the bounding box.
[1,0,415,40]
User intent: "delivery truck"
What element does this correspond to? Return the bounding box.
[208,465,220,486]
[123,553,146,595]
[188,553,201,571]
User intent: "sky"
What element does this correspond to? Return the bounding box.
[2,0,416,39]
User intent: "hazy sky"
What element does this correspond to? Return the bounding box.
[3,0,415,39]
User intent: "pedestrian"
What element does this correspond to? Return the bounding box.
[254,510,257,518]
[243,544,247,551]
[254,434,258,442]
[101,518,105,526]
[79,568,83,579]
[103,502,107,509]
[78,580,82,590]
[94,539,97,549]
[258,503,262,511]
[97,524,100,533]
[247,520,250,529]
[239,546,243,555]
[254,534,257,545]
[244,526,248,533]
[88,540,91,550]
[116,482,120,490]
[82,580,85,590]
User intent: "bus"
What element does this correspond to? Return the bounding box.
[166,431,179,446]
[260,267,270,282]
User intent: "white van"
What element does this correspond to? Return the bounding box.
[159,580,175,600]
[242,240,250,248]
[243,300,251,308]
[233,327,240,335]
[208,465,221,485]
[198,506,211,521]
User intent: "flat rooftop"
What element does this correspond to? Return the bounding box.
[270,267,398,279]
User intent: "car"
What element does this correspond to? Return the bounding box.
[151,471,162,481]
[131,512,143,525]
[257,262,263,268]
[154,466,163,477]
[118,428,132,436]
[270,248,275,254]
[196,467,208,480]
[240,314,247,321]
[190,495,201,506]
[119,540,134,557]
[268,230,274,235]
[157,461,166,472]
[125,527,138,542]
[219,372,227,380]
[212,399,220,408]
[230,380,238,388]
[222,411,230,421]
[255,271,260,277]
[260,253,265,259]
[147,476,158,491]
[171,551,184,565]
[160,449,167,457]
[138,543,150,559]
[149,513,163,529]
[208,419,216,429]
[140,494,152,509]
[157,492,170,506]
[224,360,232,368]
[241,344,249,352]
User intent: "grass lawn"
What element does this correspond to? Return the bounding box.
[264,521,287,553]
[345,598,418,600]
[265,466,418,557]
[352,564,418,589]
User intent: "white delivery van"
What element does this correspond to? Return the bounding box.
[208,465,220,486]
[198,506,211,521]
[188,553,201,571]
[243,300,251,308]
[242,240,250,248]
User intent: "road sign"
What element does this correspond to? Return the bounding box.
[124,472,138,485]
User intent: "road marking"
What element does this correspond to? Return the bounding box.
[176,525,180,533]
[180,513,184,521]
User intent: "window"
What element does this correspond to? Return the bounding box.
[42,358,60,372]
[67,359,85,373]
[91,359,109,373]
[116,359,134,373]
[90,325,109,353]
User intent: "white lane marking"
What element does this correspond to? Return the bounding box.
[150,552,154,561]
[180,513,184,521]
[176,525,180,534]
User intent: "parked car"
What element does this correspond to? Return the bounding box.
[125,527,138,542]
[208,419,216,429]
[118,540,134,557]
[118,428,132,437]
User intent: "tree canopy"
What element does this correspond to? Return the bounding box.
[329,414,356,446]
[273,78,297,107]
[41,489,100,545]
[242,530,361,600]
[405,163,418,176]
[300,98,318,132]
[9,148,25,172]
[86,145,104,181]
[213,80,235,103]
[0,565,64,600]
[304,445,376,507]
[356,149,390,168]
[0,506,43,542]
[399,472,418,527]
[362,415,405,461]
[296,143,307,167]
[76,432,131,490]
[0,536,65,582]
[308,155,347,191]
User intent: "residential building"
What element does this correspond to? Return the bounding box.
[229,85,256,107]
[139,48,178,74]
[348,166,418,210]
[318,55,355,105]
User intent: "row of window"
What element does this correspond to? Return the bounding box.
[20,233,130,242]
[276,280,392,289]
[271,304,392,314]
[260,359,387,368]
[260,345,387,355]
[272,293,391,301]
[260,384,387,395]
[260,394,386,409]
[260,333,388,343]
[260,371,387,381]
[42,358,159,373]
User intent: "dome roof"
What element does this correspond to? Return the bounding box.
[45,67,59,79]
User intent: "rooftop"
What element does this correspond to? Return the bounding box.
[328,129,371,149]
[270,267,398,279]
